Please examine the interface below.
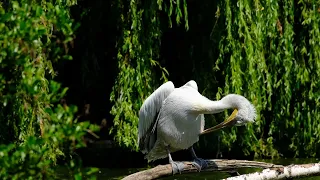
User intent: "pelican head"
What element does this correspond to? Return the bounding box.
[201,94,257,135]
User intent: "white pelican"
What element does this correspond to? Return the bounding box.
[138,80,257,174]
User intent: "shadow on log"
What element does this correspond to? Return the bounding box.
[225,163,320,180]
[122,159,283,180]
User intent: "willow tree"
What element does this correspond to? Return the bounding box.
[110,0,320,159]
[110,0,189,150]
[213,0,320,158]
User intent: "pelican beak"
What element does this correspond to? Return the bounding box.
[200,109,238,135]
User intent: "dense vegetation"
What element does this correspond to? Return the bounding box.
[108,0,320,159]
[0,0,320,178]
[0,0,98,179]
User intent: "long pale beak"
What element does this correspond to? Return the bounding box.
[200,109,238,135]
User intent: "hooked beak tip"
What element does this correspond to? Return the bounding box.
[200,109,238,135]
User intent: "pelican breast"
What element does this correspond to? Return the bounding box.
[156,88,203,150]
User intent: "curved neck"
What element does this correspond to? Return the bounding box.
[192,94,243,114]
[197,100,233,114]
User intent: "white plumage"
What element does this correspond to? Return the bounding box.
[138,80,257,174]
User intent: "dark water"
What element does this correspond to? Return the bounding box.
[58,158,320,180]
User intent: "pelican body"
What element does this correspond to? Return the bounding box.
[138,80,256,174]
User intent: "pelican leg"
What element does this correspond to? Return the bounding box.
[166,146,185,175]
[189,146,208,172]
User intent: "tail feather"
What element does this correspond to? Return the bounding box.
[144,141,169,162]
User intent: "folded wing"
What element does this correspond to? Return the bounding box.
[138,81,175,153]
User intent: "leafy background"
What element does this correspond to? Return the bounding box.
[0,0,320,178]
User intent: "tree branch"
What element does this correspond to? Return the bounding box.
[225,163,320,180]
[122,159,283,180]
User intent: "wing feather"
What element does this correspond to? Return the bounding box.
[138,81,175,151]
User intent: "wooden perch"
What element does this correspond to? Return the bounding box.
[225,163,320,180]
[122,159,283,180]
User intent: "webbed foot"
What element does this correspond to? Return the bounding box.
[170,161,185,175]
[191,157,208,172]
[166,146,185,175]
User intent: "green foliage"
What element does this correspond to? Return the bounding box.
[110,0,188,150]
[0,0,74,144]
[214,0,320,158]
[0,0,98,179]
[0,99,98,179]
[110,0,320,159]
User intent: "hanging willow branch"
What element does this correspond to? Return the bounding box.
[110,0,189,150]
[110,0,320,159]
[122,159,283,180]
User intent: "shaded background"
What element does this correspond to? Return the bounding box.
[54,0,320,168]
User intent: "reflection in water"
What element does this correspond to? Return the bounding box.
[57,158,320,180]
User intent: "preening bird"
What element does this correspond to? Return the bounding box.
[138,80,257,174]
